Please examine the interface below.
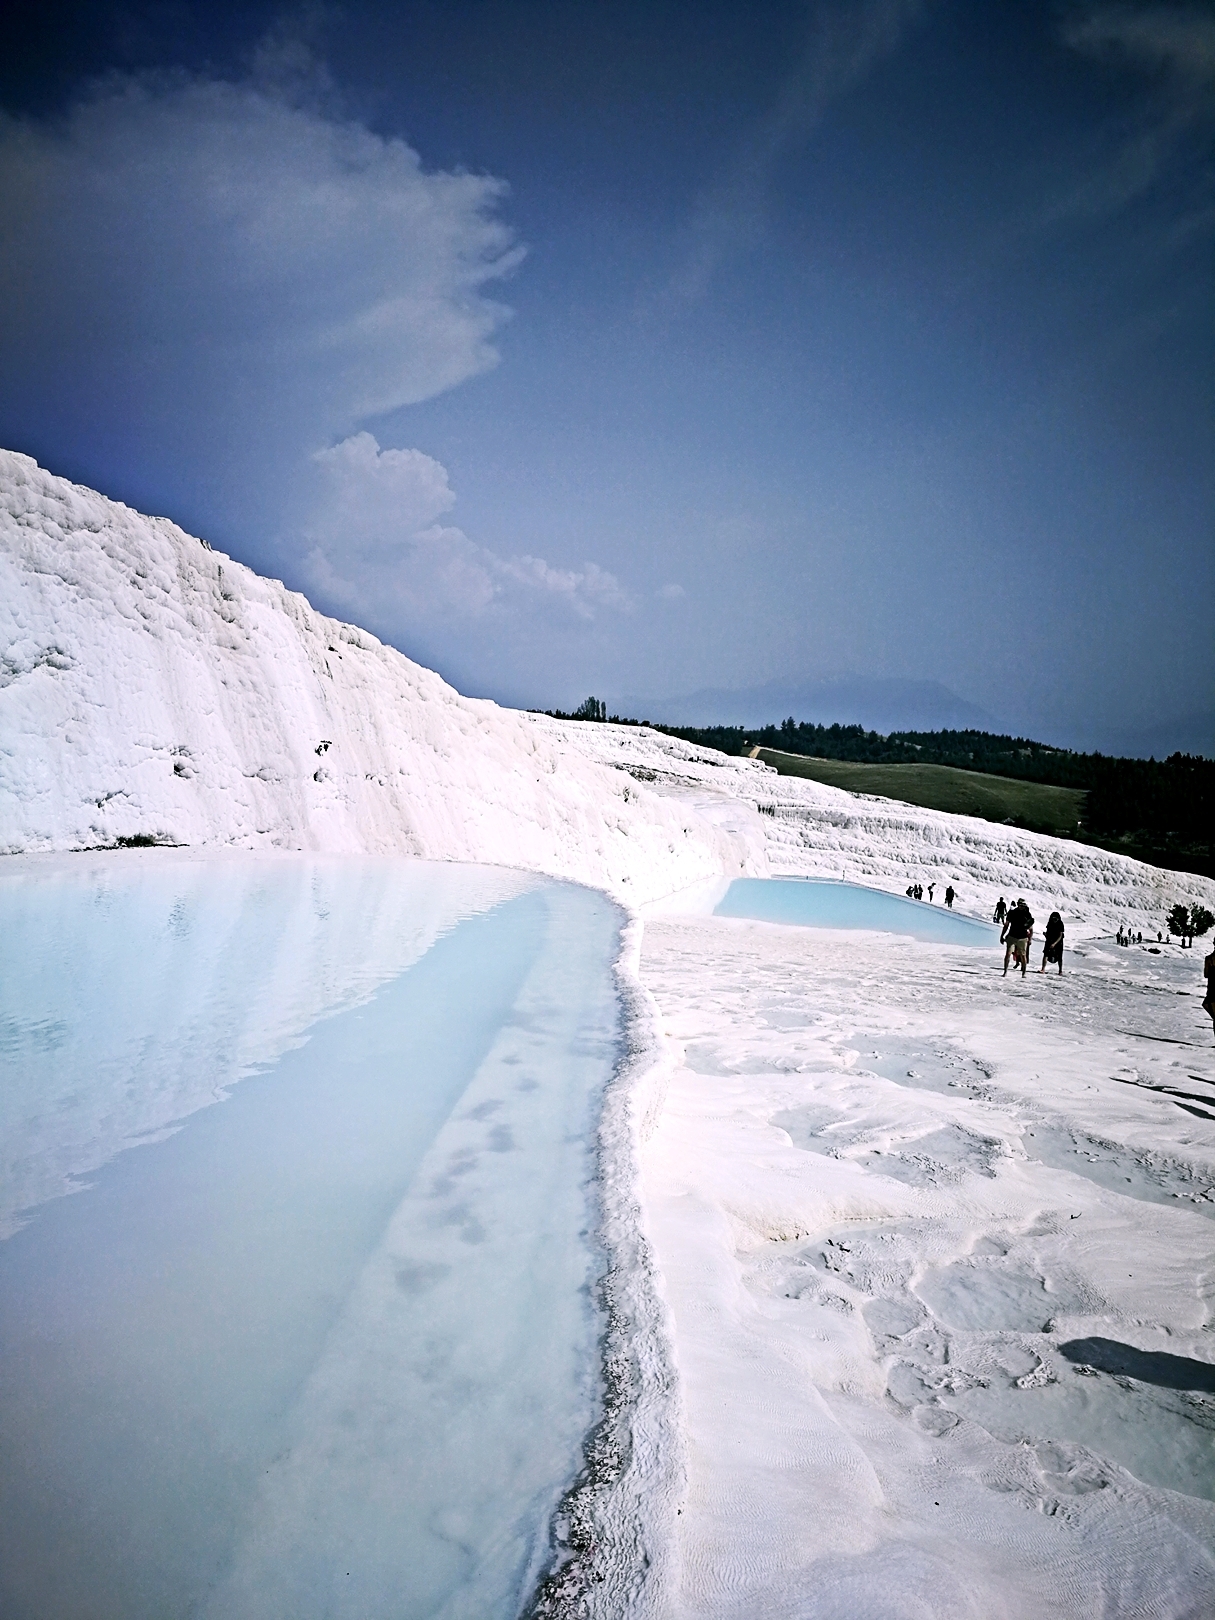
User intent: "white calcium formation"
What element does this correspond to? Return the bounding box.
[1,447,1209,930]
[4,449,1214,1620]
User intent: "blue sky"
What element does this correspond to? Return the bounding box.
[1,2,1211,750]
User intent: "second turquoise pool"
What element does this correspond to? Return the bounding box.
[714,878,999,946]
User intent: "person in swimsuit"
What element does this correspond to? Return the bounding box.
[1204,947,1215,1043]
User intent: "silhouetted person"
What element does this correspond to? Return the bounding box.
[927,882,935,903]
[1003,898,1034,977]
[944,885,955,909]
[1040,911,1064,974]
[993,897,1007,926]
[1204,948,1215,1043]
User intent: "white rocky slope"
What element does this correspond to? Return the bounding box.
[1,449,1209,930]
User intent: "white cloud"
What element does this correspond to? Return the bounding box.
[498,555,630,617]
[311,433,456,545]
[0,61,521,435]
[659,582,686,600]
[303,433,630,629]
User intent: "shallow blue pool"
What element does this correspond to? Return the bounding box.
[715,878,998,946]
[0,853,621,1620]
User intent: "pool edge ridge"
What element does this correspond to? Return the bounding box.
[523,909,685,1620]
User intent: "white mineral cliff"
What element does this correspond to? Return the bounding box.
[2,449,1209,929]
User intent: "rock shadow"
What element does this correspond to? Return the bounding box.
[1059,1338,1215,1393]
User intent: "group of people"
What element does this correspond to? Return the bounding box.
[985,901,1214,1039]
[905,881,956,909]
[992,895,1065,977]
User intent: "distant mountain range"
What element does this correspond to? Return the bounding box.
[616,676,998,736]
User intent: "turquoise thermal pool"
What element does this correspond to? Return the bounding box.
[0,854,622,1620]
[714,878,999,946]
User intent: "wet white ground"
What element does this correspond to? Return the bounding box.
[638,915,1215,1619]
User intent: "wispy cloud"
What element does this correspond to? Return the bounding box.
[670,0,928,300]
[968,4,1215,303]
[1064,5,1215,84]
[1043,4,1215,229]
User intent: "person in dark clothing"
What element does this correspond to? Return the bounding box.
[1203,947,1215,1043]
[927,882,936,903]
[993,897,1007,926]
[944,885,955,909]
[1040,911,1065,974]
[1003,898,1034,976]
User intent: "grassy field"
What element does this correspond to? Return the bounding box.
[757,749,1086,835]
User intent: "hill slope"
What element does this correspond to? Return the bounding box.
[757,750,1085,834]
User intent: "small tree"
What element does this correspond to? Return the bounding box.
[1167,902,1215,947]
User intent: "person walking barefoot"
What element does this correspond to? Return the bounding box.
[1003,898,1034,977]
[1040,911,1064,974]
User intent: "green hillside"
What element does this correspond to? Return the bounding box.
[757,750,1085,835]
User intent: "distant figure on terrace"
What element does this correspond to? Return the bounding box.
[944,885,955,909]
[993,897,1007,926]
[1040,911,1065,974]
[927,882,936,903]
[1003,899,1034,977]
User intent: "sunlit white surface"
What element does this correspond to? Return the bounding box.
[638,910,1215,1619]
[0,852,622,1620]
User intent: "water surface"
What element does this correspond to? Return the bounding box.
[715,878,998,946]
[0,853,620,1620]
